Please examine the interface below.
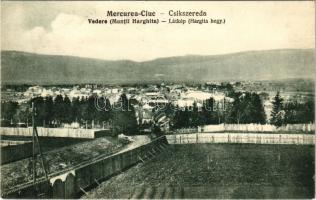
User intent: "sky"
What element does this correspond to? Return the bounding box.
[1,1,315,61]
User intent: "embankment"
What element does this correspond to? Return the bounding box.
[2,136,168,199]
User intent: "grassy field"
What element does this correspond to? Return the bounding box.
[83,143,314,199]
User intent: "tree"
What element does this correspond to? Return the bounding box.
[96,97,111,124]
[227,92,242,124]
[44,96,54,126]
[302,99,314,123]
[125,105,138,135]
[71,97,81,123]
[63,95,72,123]
[164,103,174,118]
[270,92,284,126]
[227,92,266,124]
[112,94,138,135]
[79,96,88,124]
[171,97,218,129]
[189,102,200,127]
[203,97,215,124]
[171,106,181,129]
[249,93,266,124]
[30,97,46,126]
[13,103,31,126]
[283,99,315,124]
[77,95,99,127]
[283,101,299,124]
[1,101,18,122]
[238,93,252,123]
[53,95,64,126]
[173,107,189,129]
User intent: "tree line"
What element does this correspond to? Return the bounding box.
[1,94,138,135]
[1,91,314,133]
[270,92,314,126]
[171,92,266,129]
[170,91,314,129]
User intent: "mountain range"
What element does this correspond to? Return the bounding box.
[1,49,314,85]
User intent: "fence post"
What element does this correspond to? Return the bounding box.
[278,134,280,144]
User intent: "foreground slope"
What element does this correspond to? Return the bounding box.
[83,144,314,199]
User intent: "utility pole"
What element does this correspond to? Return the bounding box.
[32,103,36,185]
[31,102,50,193]
[223,98,226,124]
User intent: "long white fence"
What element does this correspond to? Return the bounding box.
[166,133,315,145]
[198,123,315,133]
[0,128,96,139]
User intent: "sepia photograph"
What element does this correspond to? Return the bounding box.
[1,1,315,199]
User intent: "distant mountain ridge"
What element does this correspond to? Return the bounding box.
[1,49,314,85]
